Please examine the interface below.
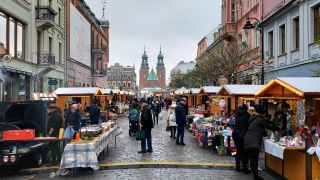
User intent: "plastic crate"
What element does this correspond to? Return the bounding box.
[3,129,35,140]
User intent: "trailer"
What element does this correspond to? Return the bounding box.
[0,100,53,168]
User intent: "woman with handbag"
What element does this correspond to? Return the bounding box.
[167,103,177,138]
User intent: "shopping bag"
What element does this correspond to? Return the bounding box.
[166,125,170,131]
[170,112,176,122]
[58,128,65,139]
[136,129,145,140]
[63,126,75,138]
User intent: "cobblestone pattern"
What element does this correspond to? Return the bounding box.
[101,110,265,166]
[2,168,276,180]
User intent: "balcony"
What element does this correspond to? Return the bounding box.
[221,22,237,41]
[92,69,106,77]
[35,6,57,30]
[37,52,55,67]
[92,44,106,54]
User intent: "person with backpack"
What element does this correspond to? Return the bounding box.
[151,97,161,125]
[128,99,140,121]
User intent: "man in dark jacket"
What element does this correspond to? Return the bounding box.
[90,102,100,124]
[175,97,187,146]
[46,106,63,166]
[232,104,250,174]
[244,107,280,180]
[65,104,80,132]
[138,99,153,153]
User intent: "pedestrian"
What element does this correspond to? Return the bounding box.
[130,98,140,111]
[65,104,80,132]
[167,103,177,138]
[151,97,161,125]
[175,97,187,146]
[90,101,100,125]
[244,106,280,180]
[46,105,63,166]
[138,99,153,153]
[232,104,251,174]
[76,102,84,116]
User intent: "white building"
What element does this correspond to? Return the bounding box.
[263,0,320,82]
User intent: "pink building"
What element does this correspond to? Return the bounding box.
[221,0,281,50]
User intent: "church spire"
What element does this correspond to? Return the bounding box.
[141,45,149,68]
[100,0,109,27]
[156,44,164,68]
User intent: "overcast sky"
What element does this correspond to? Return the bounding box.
[86,0,222,86]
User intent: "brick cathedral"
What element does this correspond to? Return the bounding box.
[139,46,166,89]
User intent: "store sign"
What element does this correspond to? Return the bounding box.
[48,79,58,86]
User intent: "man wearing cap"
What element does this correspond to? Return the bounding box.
[90,101,100,124]
[46,105,63,166]
[138,98,153,153]
[175,97,187,146]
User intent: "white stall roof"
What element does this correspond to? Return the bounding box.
[102,88,113,94]
[218,85,264,95]
[175,87,188,95]
[201,86,221,93]
[189,88,201,94]
[277,77,320,93]
[54,87,101,95]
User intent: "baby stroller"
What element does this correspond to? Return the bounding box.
[128,108,140,136]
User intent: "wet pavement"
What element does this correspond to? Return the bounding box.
[1,109,276,180]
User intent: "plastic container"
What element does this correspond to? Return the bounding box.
[76,132,80,141]
[3,129,35,140]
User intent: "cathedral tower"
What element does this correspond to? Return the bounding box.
[156,45,166,89]
[139,45,149,89]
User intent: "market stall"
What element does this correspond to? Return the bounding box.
[199,86,221,115]
[254,77,320,180]
[54,87,103,118]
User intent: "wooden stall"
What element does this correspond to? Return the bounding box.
[188,88,201,107]
[216,85,264,112]
[255,77,320,180]
[54,87,103,118]
[199,86,221,115]
[174,87,189,102]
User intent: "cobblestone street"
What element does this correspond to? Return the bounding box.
[2,110,276,180]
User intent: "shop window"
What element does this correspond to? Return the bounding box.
[314,6,320,40]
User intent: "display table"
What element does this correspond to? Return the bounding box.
[59,126,123,170]
[264,140,305,180]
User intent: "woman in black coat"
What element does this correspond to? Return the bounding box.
[244,107,280,180]
[232,104,250,174]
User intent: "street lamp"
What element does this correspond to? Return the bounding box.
[243,17,265,84]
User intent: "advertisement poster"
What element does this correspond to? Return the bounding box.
[70,2,91,67]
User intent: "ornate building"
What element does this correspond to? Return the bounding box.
[139,46,166,89]
[107,63,137,92]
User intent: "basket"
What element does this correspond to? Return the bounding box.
[3,129,35,140]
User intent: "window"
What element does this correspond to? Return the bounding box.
[238,2,242,18]
[0,13,24,59]
[128,83,130,87]
[58,8,61,26]
[49,0,52,7]
[49,37,52,54]
[280,25,286,54]
[314,6,320,39]
[231,3,235,22]
[108,76,110,79]
[112,83,115,86]
[269,31,274,57]
[113,76,115,79]
[118,83,120,87]
[128,76,130,79]
[254,24,260,48]
[123,83,126,87]
[59,42,62,63]
[294,18,299,49]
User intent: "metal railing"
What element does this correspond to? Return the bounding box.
[37,52,55,66]
[35,6,57,22]
[92,44,107,54]
[92,69,106,76]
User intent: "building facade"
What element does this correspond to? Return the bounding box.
[0,0,66,101]
[107,63,137,92]
[66,0,109,88]
[139,46,166,89]
[263,0,320,83]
